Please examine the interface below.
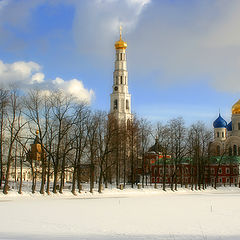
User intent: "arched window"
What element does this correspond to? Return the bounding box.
[222,132,224,138]
[126,99,129,110]
[217,132,219,138]
[114,99,118,110]
[233,145,237,156]
[120,76,123,84]
[216,145,220,156]
[229,147,232,156]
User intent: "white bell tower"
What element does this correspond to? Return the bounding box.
[110,26,132,123]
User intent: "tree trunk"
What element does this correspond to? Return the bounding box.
[163,159,166,191]
[98,165,103,193]
[90,163,95,193]
[32,170,36,194]
[0,107,4,189]
[3,142,15,194]
[18,156,23,194]
[40,152,45,194]
[72,153,78,195]
[59,156,66,194]
[3,155,12,194]
[46,156,51,195]
[53,160,59,193]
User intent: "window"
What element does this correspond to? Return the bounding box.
[238,122,240,130]
[226,168,230,174]
[211,168,215,174]
[120,76,123,84]
[126,100,129,110]
[222,132,224,138]
[114,99,118,110]
[226,178,230,183]
[217,132,220,138]
[233,145,237,156]
[218,168,222,174]
[219,177,222,183]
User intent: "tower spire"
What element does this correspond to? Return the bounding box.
[120,25,122,40]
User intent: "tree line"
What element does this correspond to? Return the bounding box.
[0,87,221,195]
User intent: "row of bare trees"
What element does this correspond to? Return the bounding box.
[0,87,225,195]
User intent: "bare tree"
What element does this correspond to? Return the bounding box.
[138,118,151,188]
[168,117,187,191]
[155,122,171,191]
[3,89,27,194]
[50,91,76,194]
[0,89,8,188]
[71,104,89,195]
[87,112,99,193]
[187,122,212,191]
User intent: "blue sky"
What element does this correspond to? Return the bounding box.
[0,0,240,127]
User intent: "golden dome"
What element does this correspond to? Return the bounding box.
[36,130,39,135]
[115,26,127,50]
[232,99,240,114]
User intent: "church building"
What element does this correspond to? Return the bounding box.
[210,99,240,156]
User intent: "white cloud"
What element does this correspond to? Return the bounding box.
[127,0,240,93]
[53,77,64,85]
[0,59,94,104]
[0,0,9,11]
[31,72,45,84]
[52,77,94,104]
[72,0,151,58]
[69,0,240,94]
[0,60,42,86]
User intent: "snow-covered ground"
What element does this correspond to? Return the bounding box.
[1,186,240,239]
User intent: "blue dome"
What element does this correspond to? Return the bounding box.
[226,121,232,131]
[213,114,227,128]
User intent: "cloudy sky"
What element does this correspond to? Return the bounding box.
[0,0,240,126]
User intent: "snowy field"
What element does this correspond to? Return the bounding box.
[1,186,240,240]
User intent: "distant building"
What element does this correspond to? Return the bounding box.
[142,101,240,186]
[210,99,240,156]
[5,131,73,183]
